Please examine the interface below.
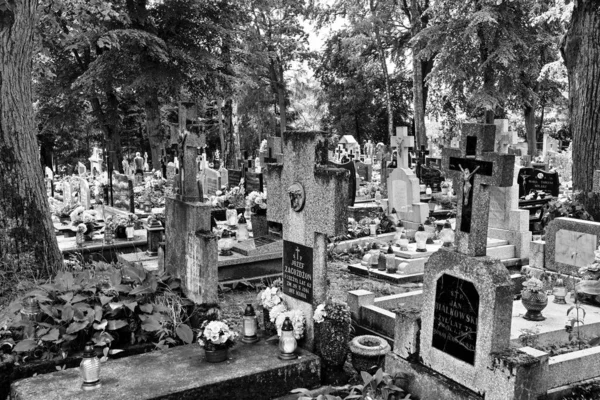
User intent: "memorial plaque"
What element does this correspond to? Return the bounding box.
[283,240,313,303]
[244,171,264,193]
[517,168,559,197]
[432,274,479,365]
[227,169,242,188]
[420,165,443,192]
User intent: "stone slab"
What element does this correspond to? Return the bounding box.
[231,235,283,257]
[347,263,424,284]
[545,218,600,274]
[11,340,321,400]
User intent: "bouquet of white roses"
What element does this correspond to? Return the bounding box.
[246,191,267,212]
[259,286,283,310]
[197,320,238,350]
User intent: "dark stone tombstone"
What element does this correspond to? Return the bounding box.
[517,168,560,197]
[355,161,372,182]
[282,241,314,303]
[420,165,443,192]
[227,169,243,188]
[327,159,356,206]
[432,273,479,365]
[244,171,264,193]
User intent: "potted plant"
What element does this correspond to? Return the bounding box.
[348,335,391,374]
[197,319,238,363]
[257,279,283,337]
[521,277,548,321]
[314,300,352,384]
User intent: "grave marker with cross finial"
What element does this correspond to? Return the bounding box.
[334,144,344,162]
[415,145,430,179]
[390,126,414,169]
[265,131,350,351]
[442,123,515,257]
[262,136,283,165]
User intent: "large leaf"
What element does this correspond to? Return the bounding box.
[175,324,193,344]
[122,265,146,284]
[66,320,89,334]
[107,320,128,330]
[94,305,103,322]
[110,268,122,287]
[71,294,88,303]
[100,295,113,306]
[61,305,74,322]
[124,301,138,312]
[139,303,153,314]
[93,320,108,330]
[109,302,123,310]
[116,284,132,293]
[141,316,162,332]
[40,328,60,342]
[60,292,74,303]
[14,339,38,353]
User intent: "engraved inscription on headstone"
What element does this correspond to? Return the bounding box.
[283,240,313,303]
[432,274,479,365]
[186,239,200,297]
[228,169,242,188]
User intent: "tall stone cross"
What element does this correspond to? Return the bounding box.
[265,131,350,351]
[177,131,205,203]
[442,124,515,257]
[390,127,414,169]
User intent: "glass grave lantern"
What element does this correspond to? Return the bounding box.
[278,317,298,360]
[80,342,101,390]
[439,220,455,247]
[241,304,259,343]
[415,224,428,252]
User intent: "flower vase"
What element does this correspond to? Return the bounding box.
[76,232,85,248]
[522,290,548,321]
[262,309,277,338]
[204,347,229,363]
[115,226,127,239]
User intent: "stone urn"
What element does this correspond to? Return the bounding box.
[522,290,548,321]
[348,335,390,374]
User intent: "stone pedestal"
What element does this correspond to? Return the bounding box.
[165,197,216,304]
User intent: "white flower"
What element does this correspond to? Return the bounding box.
[270,304,287,323]
[313,304,327,324]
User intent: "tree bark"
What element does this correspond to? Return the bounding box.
[524,101,537,157]
[0,0,63,276]
[144,90,163,170]
[411,0,426,148]
[372,22,394,141]
[561,0,600,220]
[90,92,122,173]
[217,98,226,165]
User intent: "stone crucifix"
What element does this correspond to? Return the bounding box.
[442,124,515,257]
[265,131,350,351]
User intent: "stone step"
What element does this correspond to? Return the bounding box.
[11,340,321,400]
[486,244,516,260]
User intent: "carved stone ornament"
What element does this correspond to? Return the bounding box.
[287,182,306,212]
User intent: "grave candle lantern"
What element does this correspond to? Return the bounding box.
[278,317,298,360]
[218,230,235,256]
[385,246,397,273]
[241,304,259,344]
[237,214,249,242]
[145,217,164,256]
[126,225,135,241]
[80,342,101,390]
[553,279,567,304]
[20,297,41,323]
[415,224,428,252]
[226,204,238,226]
[369,221,377,236]
[439,220,455,247]
[396,228,409,251]
[425,185,433,195]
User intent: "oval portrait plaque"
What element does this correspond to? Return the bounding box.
[287,182,306,212]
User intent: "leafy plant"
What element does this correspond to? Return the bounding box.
[541,192,594,236]
[292,368,410,400]
[2,263,195,364]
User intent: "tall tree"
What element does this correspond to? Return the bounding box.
[561,0,600,220]
[0,0,62,276]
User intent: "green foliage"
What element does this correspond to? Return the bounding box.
[2,263,195,364]
[541,192,594,236]
[292,368,410,400]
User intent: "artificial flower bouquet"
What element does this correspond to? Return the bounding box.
[259,280,283,311]
[246,191,267,213]
[197,320,238,350]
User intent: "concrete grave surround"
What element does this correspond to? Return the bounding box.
[545,217,600,274]
[265,131,349,350]
[420,248,514,395]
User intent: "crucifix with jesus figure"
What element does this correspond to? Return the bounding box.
[442,124,515,257]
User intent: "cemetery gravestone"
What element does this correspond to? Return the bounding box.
[63,180,73,207]
[165,131,217,305]
[441,123,515,256]
[202,167,221,198]
[219,165,229,189]
[327,159,356,206]
[415,145,430,179]
[355,161,372,183]
[227,169,242,188]
[517,168,560,197]
[265,131,350,350]
[419,165,443,192]
[77,162,87,176]
[388,127,428,227]
[79,178,91,210]
[544,217,600,275]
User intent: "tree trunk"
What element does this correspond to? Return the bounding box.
[561,0,600,220]
[411,0,426,148]
[0,0,63,277]
[144,90,163,170]
[90,92,122,173]
[231,99,241,162]
[277,62,286,139]
[217,98,226,165]
[372,24,394,141]
[524,102,537,157]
